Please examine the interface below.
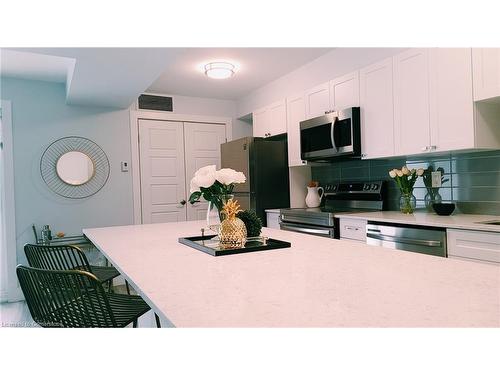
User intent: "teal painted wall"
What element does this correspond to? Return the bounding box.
[1,77,134,265]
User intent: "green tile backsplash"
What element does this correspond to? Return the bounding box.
[311,150,500,214]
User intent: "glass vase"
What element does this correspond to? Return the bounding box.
[206,194,234,233]
[424,190,442,212]
[399,192,416,214]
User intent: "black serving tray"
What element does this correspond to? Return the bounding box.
[178,234,291,256]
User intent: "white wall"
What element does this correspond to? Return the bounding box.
[146,92,252,139]
[1,77,135,267]
[0,78,255,273]
[236,48,408,117]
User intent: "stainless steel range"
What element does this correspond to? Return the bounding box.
[279,181,386,238]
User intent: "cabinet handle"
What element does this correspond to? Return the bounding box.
[361,153,367,158]
[345,226,359,231]
[421,146,429,152]
[429,145,437,151]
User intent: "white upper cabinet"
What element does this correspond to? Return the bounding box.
[472,48,500,102]
[429,48,475,152]
[330,71,360,111]
[286,93,307,167]
[393,49,431,156]
[359,57,395,159]
[252,106,268,137]
[267,99,287,136]
[252,99,287,138]
[305,82,331,118]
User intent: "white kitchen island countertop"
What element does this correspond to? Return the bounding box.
[83,221,499,327]
[335,211,500,232]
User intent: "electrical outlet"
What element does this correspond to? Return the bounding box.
[431,171,442,188]
[121,161,129,172]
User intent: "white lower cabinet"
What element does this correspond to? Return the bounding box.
[339,218,367,242]
[447,229,500,265]
[265,210,281,229]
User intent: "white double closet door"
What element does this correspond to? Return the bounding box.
[138,119,226,224]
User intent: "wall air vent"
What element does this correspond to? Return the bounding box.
[137,94,173,112]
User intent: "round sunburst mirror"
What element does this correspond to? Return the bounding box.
[40,136,110,199]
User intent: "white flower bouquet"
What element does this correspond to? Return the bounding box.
[388,166,424,194]
[188,165,246,217]
[389,166,424,214]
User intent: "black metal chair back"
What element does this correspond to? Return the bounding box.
[24,244,92,273]
[16,265,117,328]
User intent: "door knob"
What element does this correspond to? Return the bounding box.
[179,199,186,205]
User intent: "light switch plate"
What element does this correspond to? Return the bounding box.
[121,161,129,172]
[431,171,442,187]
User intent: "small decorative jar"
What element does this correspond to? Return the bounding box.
[399,192,417,214]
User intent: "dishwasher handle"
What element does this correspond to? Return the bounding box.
[367,233,442,247]
[280,222,334,237]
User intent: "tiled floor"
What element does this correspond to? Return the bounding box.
[1,284,160,328]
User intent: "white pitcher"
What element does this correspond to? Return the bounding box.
[305,186,324,208]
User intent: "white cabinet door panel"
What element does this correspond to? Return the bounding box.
[267,99,287,136]
[305,82,331,118]
[184,122,226,221]
[447,229,500,264]
[393,49,431,156]
[286,93,307,167]
[330,71,360,111]
[472,48,500,101]
[252,107,268,137]
[139,120,186,224]
[429,48,474,152]
[359,58,395,159]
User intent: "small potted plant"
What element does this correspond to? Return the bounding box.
[389,166,424,214]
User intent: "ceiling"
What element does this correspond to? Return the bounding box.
[1,48,332,108]
[0,49,75,83]
[147,48,332,100]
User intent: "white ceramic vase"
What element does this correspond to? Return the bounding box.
[305,186,324,208]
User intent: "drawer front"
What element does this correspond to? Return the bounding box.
[447,229,500,264]
[339,218,367,242]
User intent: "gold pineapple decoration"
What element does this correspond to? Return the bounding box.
[219,199,247,249]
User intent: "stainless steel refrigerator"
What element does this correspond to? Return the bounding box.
[221,136,290,226]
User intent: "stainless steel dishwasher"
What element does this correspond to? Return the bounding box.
[366,222,447,257]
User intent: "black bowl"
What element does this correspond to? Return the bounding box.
[432,203,455,216]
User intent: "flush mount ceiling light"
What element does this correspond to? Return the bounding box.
[204,62,235,79]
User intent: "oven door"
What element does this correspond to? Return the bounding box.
[279,221,336,238]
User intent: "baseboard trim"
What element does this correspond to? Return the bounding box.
[0,290,8,303]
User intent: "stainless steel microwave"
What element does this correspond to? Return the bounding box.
[300,107,361,161]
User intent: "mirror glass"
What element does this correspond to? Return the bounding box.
[56,151,95,186]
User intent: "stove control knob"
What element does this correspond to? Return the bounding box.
[363,184,371,191]
[372,184,379,191]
